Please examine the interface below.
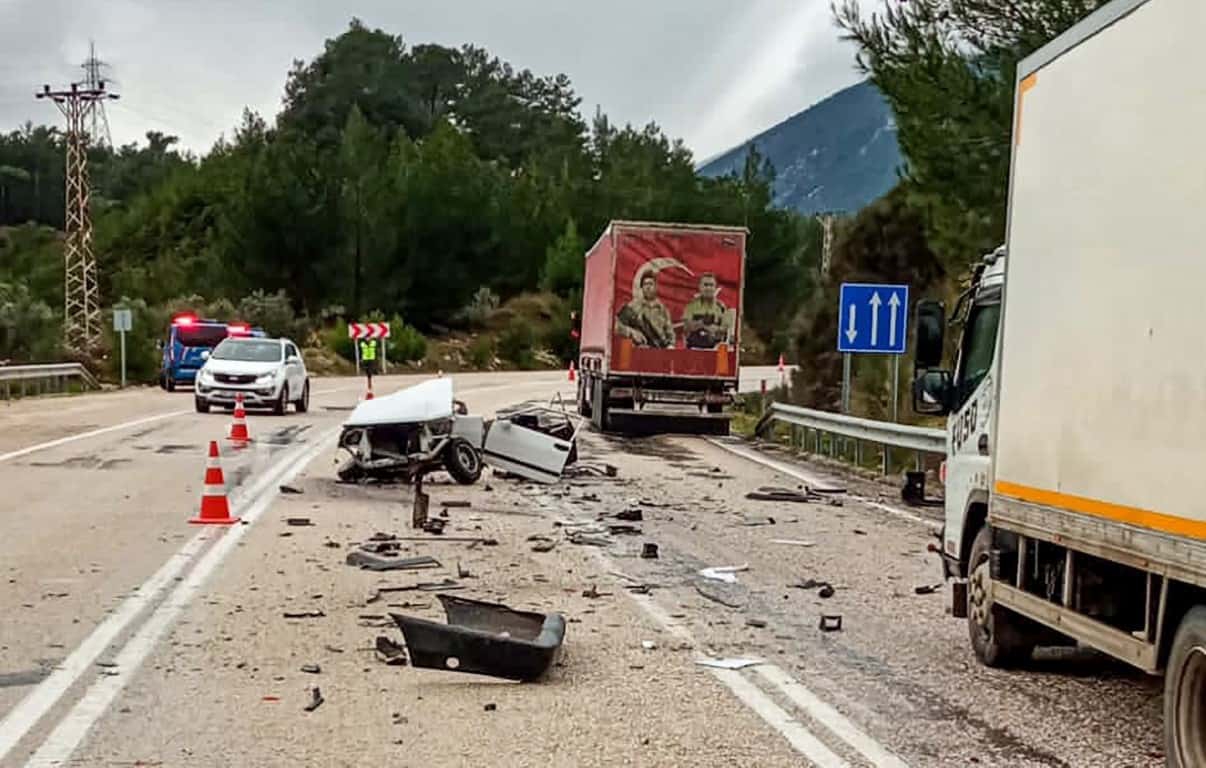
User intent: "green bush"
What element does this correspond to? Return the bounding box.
[390,322,427,363]
[0,281,60,363]
[238,289,308,339]
[543,307,577,363]
[497,319,535,368]
[467,335,495,369]
[456,286,500,329]
[322,325,356,362]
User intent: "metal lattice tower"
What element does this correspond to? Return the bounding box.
[37,81,119,352]
[80,42,114,149]
[819,213,837,278]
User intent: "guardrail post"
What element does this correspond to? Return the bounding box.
[855,440,863,467]
[915,451,923,471]
[882,445,890,476]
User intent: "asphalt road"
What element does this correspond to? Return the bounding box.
[0,370,1164,767]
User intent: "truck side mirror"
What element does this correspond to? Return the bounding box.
[913,369,953,416]
[915,300,945,369]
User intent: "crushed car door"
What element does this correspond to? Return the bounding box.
[482,416,574,484]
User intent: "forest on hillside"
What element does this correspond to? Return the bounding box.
[0,19,821,376]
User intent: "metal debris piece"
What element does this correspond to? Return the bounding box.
[390,594,566,682]
[741,516,776,526]
[818,584,835,599]
[582,585,612,599]
[770,539,816,547]
[304,686,324,712]
[484,702,497,712]
[819,615,843,632]
[279,485,304,495]
[375,636,409,666]
[640,543,659,559]
[641,640,657,650]
[323,645,344,654]
[383,536,497,544]
[614,508,643,522]
[746,618,768,629]
[367,579,462,604]
[853,529,868,536]
[695,583,743,608]
[695,657,764,670]
[282,611,325,619]
[300,664,321,674]
[285,518,314,527]
[626,584,652,595]
[608,524,641,536]
[746,486,819,503]
[528,535,557,553]
[346,552,442,572]
[569,532,611,547]
[699,565,749,584]
[914,584,943,595]
[441,500,472,509]
[422,518,447,535]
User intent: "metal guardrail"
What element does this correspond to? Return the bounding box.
[0,363,99,399]
[759,401,946,475]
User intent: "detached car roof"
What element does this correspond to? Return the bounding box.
[343,377,454,427]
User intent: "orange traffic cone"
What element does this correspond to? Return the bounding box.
[228,394,250,445]
[567,361,576,382]
[190,441,239,525]
[365,383,374,401]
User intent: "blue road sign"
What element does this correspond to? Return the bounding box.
[837,283,909,354]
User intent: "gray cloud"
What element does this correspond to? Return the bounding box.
[0,0,872,160]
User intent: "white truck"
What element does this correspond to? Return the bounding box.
[912,0,1206,763]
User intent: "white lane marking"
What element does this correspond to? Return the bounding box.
[755,664,911,768]
[705,438,941,532]
[0,530,209,761]
[24,427,338,767]
[0,411,190,464]
[585,549,849,767]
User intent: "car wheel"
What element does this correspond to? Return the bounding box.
[443,438,482,485]
[194,396,210,414]
[295,380,310,413]
[273,384,288,416]
[165,376,176,393]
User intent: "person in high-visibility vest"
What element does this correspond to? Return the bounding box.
[359,337,379,387]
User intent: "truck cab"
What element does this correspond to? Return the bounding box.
[914,246,1005,584]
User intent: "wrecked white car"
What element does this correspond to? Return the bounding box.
[336,378,581,485]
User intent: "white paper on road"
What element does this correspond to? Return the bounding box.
[699,564,750,584]
[695,657,765,670]
[770,539,816,547]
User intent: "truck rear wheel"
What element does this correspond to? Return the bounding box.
[591,378,608,432]
[1165,606,1206,767]
[967,526,1035,667]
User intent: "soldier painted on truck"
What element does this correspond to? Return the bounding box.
[616,272,675,348]
[682,273,733,349]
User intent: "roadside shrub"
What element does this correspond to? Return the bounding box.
[390,323,427,363]
[467,335,495,369]
[456,286,500,329]
[543,308,577,363]
[237,289,309,340]
[0,281,60,363]
[497,319,535,369]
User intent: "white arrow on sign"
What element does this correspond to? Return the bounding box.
[845,304,857,343]
[888,292,901,347]
[869,292,882,346]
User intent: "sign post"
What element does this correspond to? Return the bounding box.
[836,282,910,418]
[113,308,132,388]
[348,322,392,376]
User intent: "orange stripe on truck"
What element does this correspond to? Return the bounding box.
[1015,74,1038,146]
[995,480,1206,540]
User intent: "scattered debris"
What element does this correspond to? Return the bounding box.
[282,611,325,619]
[366,579,462,603]
[304,687,324,712]
[746,618,768,629]
[741,516,777,526]
[818,615,843,632]
[529,535,557,553]
[441,500,472,509]
[695,583,743,608]
[626,584,652,595]
[853,529,868,536]
[790,578,836,598]
[456,562,474,579]
[262,696,280,702]
[375,636,409,666]
[279,484,304,495]
[582,585,612,599]
[285,517,314,527]
[346,552,442,572]
[614,508,643,522]
[484,703,497,712]
[569,532,611,547]
[390,594,565,681]
[641,640,657,650]
[770,539,816,547]
[699,565,749,584]
[818,584,836,599]
[901,471,944,508]
[323,541,342,549]
[300,664,321,674]
[381,536,497,545]
[746,487,819,502]
[323,645,344,654]
[914,584,943,595]
[641,543,659,559]
[607,524,641,536]
[422,518,447,535]
[695,657,764,670]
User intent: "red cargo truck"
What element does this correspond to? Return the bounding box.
[577,221,747,434]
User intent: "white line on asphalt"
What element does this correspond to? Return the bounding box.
[705,438,941,532]
[754,664,911,768]
[0,410,191,464]
[23,427,340,767]
[586,551,851,768]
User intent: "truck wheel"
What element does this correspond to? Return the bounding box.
[967,526,1034,667]
[591,379,610,432]
[578,376,592,418]
[443,438,482,485]
[1165,606,1206,767]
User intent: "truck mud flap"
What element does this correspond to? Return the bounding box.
[390,594,566,681]
[606,408,730,437]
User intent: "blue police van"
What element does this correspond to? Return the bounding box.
[159,314,265,391]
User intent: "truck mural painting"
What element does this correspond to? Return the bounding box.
[579,221,746,433]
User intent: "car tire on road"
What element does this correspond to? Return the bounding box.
[295,380,310,413]
[273,385,288,416]
[1165,605,1206,767]
[165,376,175,393]
[967,525,1035,668]
[194,396,209,414]
[443,438,482,485]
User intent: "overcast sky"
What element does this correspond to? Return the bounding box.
[0,0,875,161]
